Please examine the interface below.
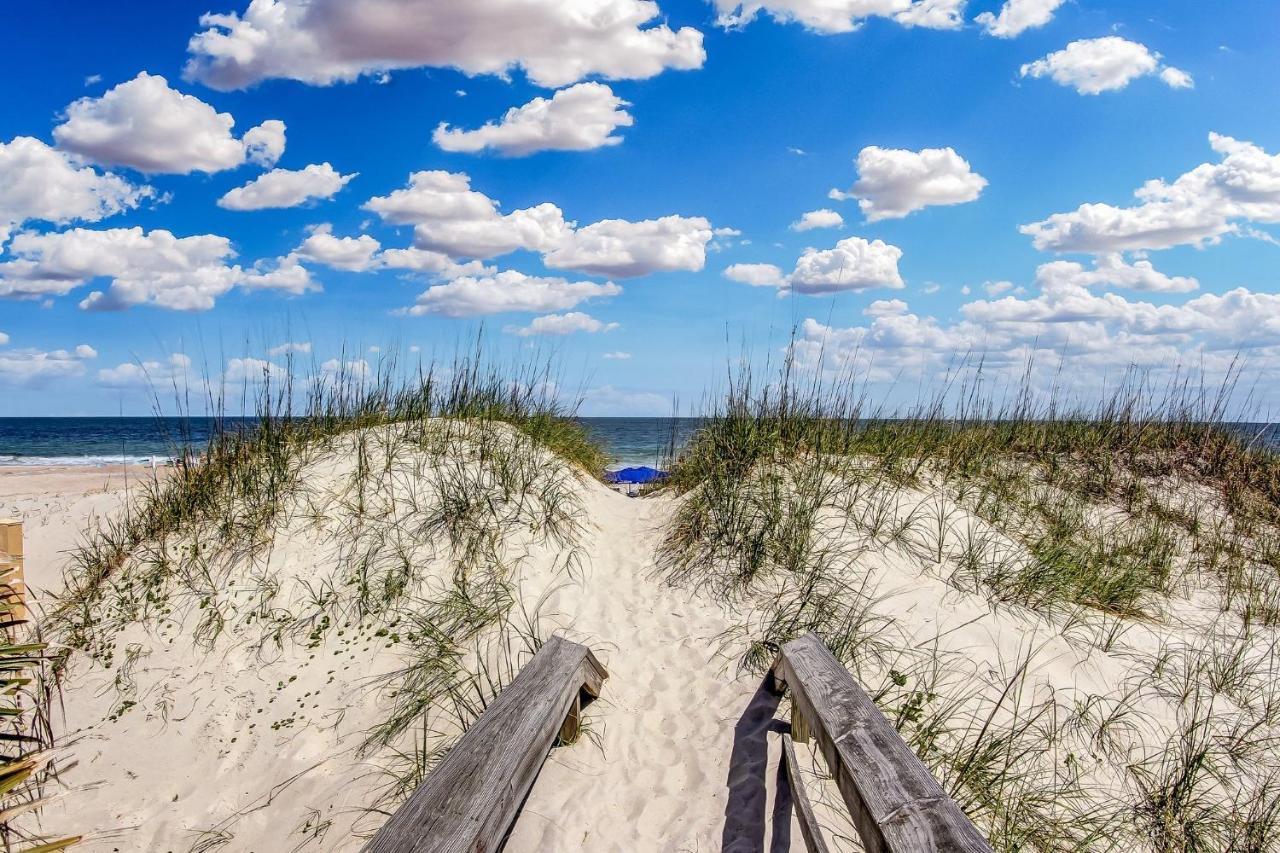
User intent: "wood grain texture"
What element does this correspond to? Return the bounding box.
[772,634,993,853]
[781,732,832,853]
[365,635,607,853]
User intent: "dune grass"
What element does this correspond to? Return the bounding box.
[31,343,605,840]
[659,349,1280,851]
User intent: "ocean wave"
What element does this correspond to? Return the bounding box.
[0,454,172,468]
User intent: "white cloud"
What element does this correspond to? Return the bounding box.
[238,255,319,296]
[1036,254,1198,293]
[97,353,193,388]
[0,332,7,346]
[786,236,905,294]
[364,170,571,259]
[0,343,97,387]
[711,0,965,34]
[0,136,150,244]
[831,145,986,221]
[724,263,785,287]
[184,0,705,90]
[1159,66,1195,90]
[580,384,670,416]
[726,238,905,295]
[223,357,288,384]
[792,261,1280,390]
[790,209,844,231]
[53,73,285,174]
[865,298,909,316]
[602,351,632,360]
[218,163,356,210]
[403,269,621,317]
[267,341,312,356]
[0,227,313,309]
[295,225,382,271]
[984,281,1016,297]
[543,215,713,277]
[293,224,492,279]
[243,120,287,167]
[1020,37,1193,95]
[365,171,718,274]
[975,0,1064,38]
[434,83,633,156]
[506,312,620,336]
[1022,133,1280,253]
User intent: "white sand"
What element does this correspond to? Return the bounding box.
[14,439,1275,851]
[19,430,807,851]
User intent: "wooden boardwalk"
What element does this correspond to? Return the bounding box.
[772,633,993,853]
[365,636,607,853]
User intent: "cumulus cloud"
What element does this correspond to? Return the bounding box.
[0,227,313,309]
[53,73,284,174]
[403,269,621,317]
[831,146,986,221]
[725,238,904,295]
[1036,254,1198,293]
[0,136,150,244]
[293,224,490,279]
[543,215,713,277]
[363,170,571,259]
[0,332,7,346]
[786,236,905,294]
[295,225,383,271]
[184,0,705,90]
[975,0,1064,38]
[96,353,193,388]
[218,163,356,210]
[1020,37,1193,95]
[792,260,1280,391]
[505,311,620,336]
[223,357,288,384]
[790,209,844,231]
[1022,133,1280,253]
[364,171,717,276]
[0,342,97,387]
[724,262,786,287]
[434,83,633,156]
[267,341,312,356]
[711,0,965,34]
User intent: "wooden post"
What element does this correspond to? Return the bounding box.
[781,733,833,853]
[0,519,24,627]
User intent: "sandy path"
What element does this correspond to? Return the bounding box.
[507,487,801,852]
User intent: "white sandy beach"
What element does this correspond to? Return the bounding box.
[9,429,1278,852]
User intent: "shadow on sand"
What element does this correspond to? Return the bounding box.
[720,674,794,853]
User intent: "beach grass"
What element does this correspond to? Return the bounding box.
[659,348,1280,851]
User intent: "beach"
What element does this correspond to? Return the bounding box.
[0,463,160,600]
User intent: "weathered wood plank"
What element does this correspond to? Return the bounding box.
[772,634,993,853]
[365,635,607,853]
[0,519,26,625]
[781,732,832,853]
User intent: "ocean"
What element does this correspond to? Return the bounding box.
[1,417,1276,470]
[0,417,699,470]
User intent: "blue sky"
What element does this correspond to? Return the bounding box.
[2,0,1278,416]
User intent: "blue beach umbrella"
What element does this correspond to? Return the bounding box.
[604,466,667,484]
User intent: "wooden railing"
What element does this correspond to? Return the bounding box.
[772,633,993,853]
[0,519,24,627]
[365,635,607,853]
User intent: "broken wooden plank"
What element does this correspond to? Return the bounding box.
[365,635,607,853]
[772,633,993,853]
[781,732,832,853]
